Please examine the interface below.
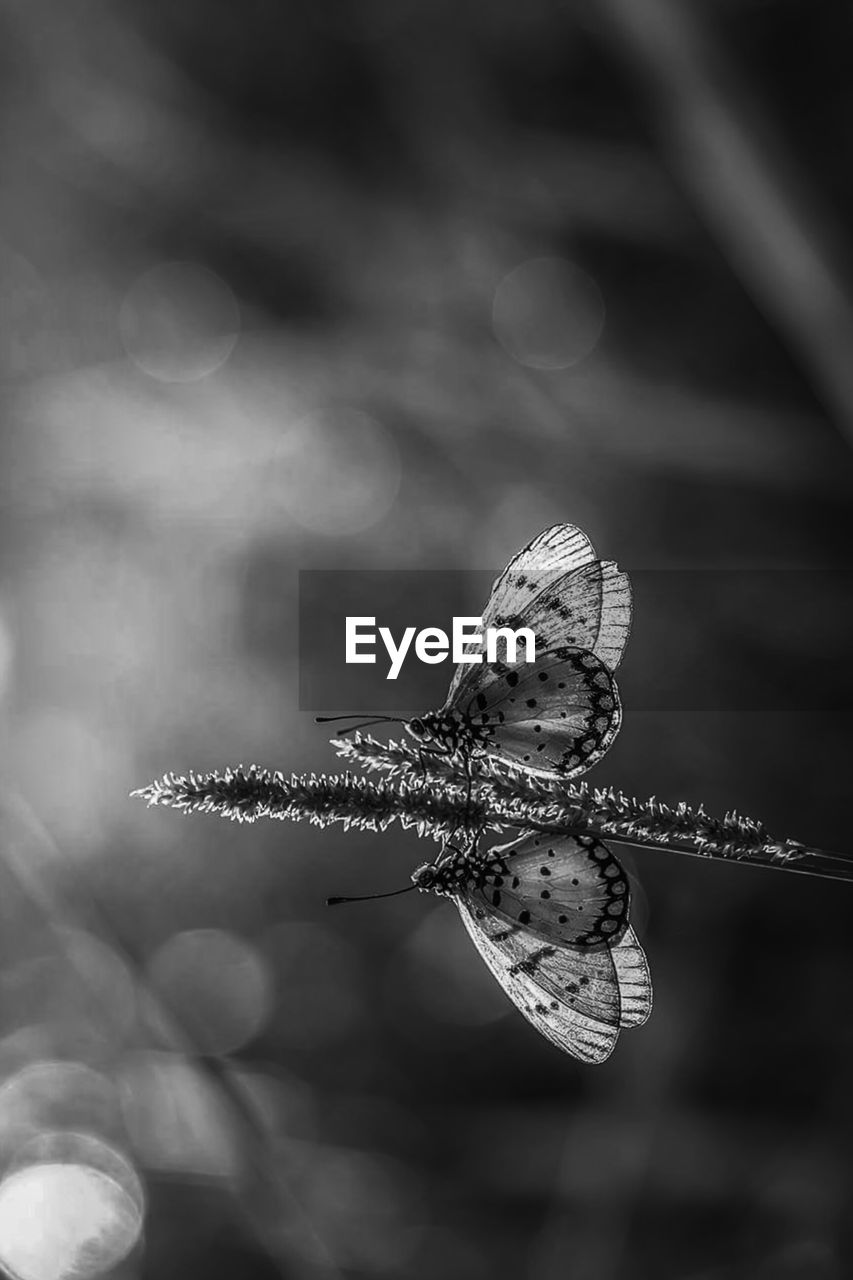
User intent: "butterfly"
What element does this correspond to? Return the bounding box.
[322,523,632,780]
[411,828,651,1062]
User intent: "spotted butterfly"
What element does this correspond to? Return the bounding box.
[412,829,651,1062]
[406,523,631,778]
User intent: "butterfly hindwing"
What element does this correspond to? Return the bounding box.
[456,647,622,777]
[610,926,652,1027]
[468,830,630,947]
[506,558,631,674]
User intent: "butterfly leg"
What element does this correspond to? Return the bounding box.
[462,749,474,820]
[416,742,452,779]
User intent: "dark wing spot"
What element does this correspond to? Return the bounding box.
[518,910,531,925]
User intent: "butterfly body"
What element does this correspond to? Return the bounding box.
[407,706,493,756]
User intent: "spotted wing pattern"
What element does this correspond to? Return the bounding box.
[455,647,621,778]
[456,896,651,1062]
[468,831,630,947]
[447,523,631,705]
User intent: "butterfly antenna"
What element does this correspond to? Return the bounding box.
[315,714,404,737]
[326,883,416,907]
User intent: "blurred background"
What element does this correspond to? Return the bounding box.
[1,0,852,1277]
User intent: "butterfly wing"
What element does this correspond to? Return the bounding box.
[503,558,631,673]
[456,897,650,1061]
[457,647,621,777]
[476,523,598,631]
[447,523,631,705]
[469,830,630,947]
[610,925,652,1027]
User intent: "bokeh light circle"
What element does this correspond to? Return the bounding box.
[492,256,605,369]
[118,1051,240,1178]
[0,1062,119,1152]
[0,930,137,1060]
[270,408,400,536]
[146,928,272,1057]
[119,261,240,382]
[0,1131,144,1280]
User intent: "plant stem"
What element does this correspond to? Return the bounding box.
[133,763,853,884]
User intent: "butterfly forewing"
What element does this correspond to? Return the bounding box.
[475,523,597,631]
[458,648,622,778]
[446,523,631,706]
[469,830,630,947]
[456,897,620,1062]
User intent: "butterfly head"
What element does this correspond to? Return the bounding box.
[412,860,466,901]
[411,861,440,891]
[406,716,429,740]
[412,844,476,895]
